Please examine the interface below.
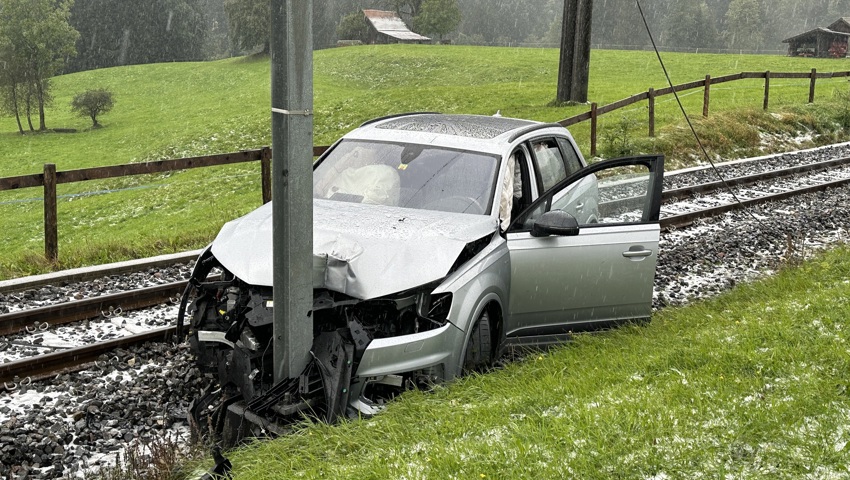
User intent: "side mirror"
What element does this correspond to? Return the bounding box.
[531,210,579,237]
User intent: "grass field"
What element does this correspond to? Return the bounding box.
[1,46,850,278]
[204,246,850,479]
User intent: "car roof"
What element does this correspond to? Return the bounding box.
[343,113,570,155]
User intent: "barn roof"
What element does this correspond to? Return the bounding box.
[782,27,850,43]
[829,17,850,31]
[363,9,430,42]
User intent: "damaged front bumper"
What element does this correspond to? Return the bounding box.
[356,322,459,378]
[178,248,463,442]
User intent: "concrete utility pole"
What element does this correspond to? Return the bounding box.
[556,0,593,104]
[271,0,313,381]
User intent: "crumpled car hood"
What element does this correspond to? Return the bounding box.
[210,199,497,299]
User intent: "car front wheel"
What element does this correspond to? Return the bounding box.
[462,310,493,375]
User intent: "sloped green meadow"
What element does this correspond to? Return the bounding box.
[1,45,848,278]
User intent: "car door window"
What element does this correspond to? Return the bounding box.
[530,139,568,193]
[557,137,584,175]
[509,155,664,232]
[592,164,657,224]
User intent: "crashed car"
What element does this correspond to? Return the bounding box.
[179,113,664,432]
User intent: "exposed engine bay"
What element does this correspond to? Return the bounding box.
[178,249,454,438]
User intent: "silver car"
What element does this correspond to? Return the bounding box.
[180,113,664,427]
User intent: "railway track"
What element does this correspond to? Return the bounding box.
[0,326,174,386]
[0,252,195,386]
[659,155,850,229]
[0,249,200,294]
[0,281,184,336]
[2,150,850,387]
[0,280,185,385]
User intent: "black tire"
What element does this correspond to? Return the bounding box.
[462,310,493,375]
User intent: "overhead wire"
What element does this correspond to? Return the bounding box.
[634,0,768,227]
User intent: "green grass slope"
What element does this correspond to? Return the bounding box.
[1,46,849,278]
[219,246,850,479]
[4,46,849,173]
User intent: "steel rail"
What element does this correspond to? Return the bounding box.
[0,250,200,294]
[0,326,175,386]
[0,281,186,336]
[660,176,850,230]
[662,156,850,201]
[601,156,850,214]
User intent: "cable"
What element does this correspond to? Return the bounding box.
[634,0,767,227]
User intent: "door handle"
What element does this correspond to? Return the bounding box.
[623,249,653,258]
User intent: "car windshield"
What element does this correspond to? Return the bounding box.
[313,140,499,215]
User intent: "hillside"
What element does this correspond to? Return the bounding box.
[0,45,849,278]
[4,45,850,174]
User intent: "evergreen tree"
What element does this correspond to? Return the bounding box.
[68,0,206,72]
[663,1,720,49]
[337,12,369,42]
[724,0,766,50]
[224,0,270,53]
[413,0,461,41]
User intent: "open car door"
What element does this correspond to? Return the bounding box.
[504,155,664,345]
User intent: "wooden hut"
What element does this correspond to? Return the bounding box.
[783,18,850,58]
[362,9,431,44]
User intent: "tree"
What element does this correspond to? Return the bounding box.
[67,0,207,72]
[122,0,207,64]
[456,0,556,45]
[382,0,423,23]
[723,0,766,50]
[0,0,79,132]
[224,0,270,53]
[413,0,461,41]
[663,2,720,49]
[0,37,27,133]
[337,12,369,42]
[70,89,114,127]
[592,0,652,47]
[198,0,232,59]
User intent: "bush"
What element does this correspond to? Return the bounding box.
[336,12,368,42]
[70,88,115,128]
[601,115,640,158]
[833,88,850,132]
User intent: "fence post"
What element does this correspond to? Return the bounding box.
[703,75,711,117]
[763,71,770,110]
[648,88,655,138]
[590,102,598,157]
[261,146,272,204]
[809,68,817,103]
[43,164,58,263]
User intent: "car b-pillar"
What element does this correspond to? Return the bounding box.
[271,0,313,381]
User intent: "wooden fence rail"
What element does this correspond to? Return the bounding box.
[0,146,330,262]
[558,69,850,156]
[3,68,850,263]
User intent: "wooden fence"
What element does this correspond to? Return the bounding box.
[557,69,850,156]
[2,68,848,262]
[0,146,329,262]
